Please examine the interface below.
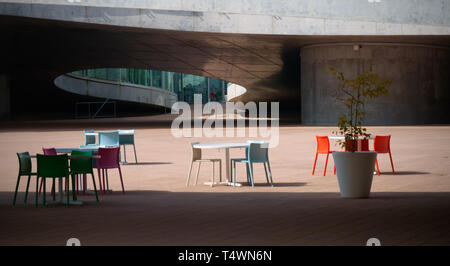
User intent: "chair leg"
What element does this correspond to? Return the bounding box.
[246,163,250,183]
[376,159,380,176]
[186,161,194,187]
[66,177,70,207]
[312,153,318,175]
[195,162,201,185]
[267,161,274,187]
[91,173,99,202]
[51,178,55,197]
[105,169,110,191]
[71,175,77,201]
[42,178,46,206]
[323,153,329,176]
[389,152,395,175]
[232,160,236,186]
[52,178,56,201]
[75,175,79,195]
[211,161,215,187]
[133,144,138,163]
[123,145,127,163]
[102,169,106,194]
[263,162,270,185]
[248,162,255,188]
[35,177,39,207]
[219,160,222,182]
[97,168,103,195]
[13,174,21,205]
[118,166,125,194]
[24,175,31,204]
[38,178,44,196]
[83,174,87,195]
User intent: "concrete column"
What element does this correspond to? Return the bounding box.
[0,74,10,120]
[301,43,450,125]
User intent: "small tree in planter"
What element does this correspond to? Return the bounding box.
[328,66,391,152]
[327,66,391,198]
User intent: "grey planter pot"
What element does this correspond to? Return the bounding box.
[333,151,377,198]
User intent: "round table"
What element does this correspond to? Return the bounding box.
[192,142,249,186]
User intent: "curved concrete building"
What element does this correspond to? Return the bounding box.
[0,0,449,123]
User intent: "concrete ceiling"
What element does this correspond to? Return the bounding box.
[1,15,450,106]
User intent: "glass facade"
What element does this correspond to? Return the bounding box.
[72,68,228,103]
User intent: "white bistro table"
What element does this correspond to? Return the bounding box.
[192,142,249,186]
[328,135,374,152]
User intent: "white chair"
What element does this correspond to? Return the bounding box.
[186,142,222,187]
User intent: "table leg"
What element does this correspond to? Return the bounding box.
[225,148,230,183]
[203,147,241,187]
[47,178,83,205]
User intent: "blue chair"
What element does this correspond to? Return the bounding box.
[118,129,137,163]
[231,141,274,188]
[84,130,96,145]
[98,131,119,147]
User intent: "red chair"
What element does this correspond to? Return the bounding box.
[374,135,395,176]
[344,135,369,152]
[96,147,125,195]
[312,136,336,176]
[39,148,58,195]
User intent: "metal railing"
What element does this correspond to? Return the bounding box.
[75,101,116,119]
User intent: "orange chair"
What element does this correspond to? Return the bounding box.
[374,135,395,176]
[312,136,336,176]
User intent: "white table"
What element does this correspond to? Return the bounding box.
[328,135,374,152]
[192,142,249,186]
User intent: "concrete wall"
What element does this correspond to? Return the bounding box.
[54,74,178,108]
[0,74,10,120]
[1,0,450,35]
[301,43,450,125]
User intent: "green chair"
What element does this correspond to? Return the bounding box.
[36,154,74,207]
[13,152,37,205]
[70,150,99,202]
[231,141,274,188]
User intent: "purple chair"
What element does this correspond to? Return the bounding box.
[95,147,125,195]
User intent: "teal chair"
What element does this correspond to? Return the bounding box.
[118,129,137,163]
[84,130,96,145]
[70,150,99,202]
[13,152,37,205]
[36,154,74,207]
[98,131,119,147]
[231,141,274,188]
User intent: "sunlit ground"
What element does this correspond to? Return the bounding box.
[1,116,449,245]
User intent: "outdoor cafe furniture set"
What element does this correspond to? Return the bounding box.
[13,130,135,207]
[186,141,274,188]
[312,135,395,176]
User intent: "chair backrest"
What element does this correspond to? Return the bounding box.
[84,130,96,145]
[98,131,120,147]
[37,154,69,178]
[344,136,369,152]
[17,152,32,175]
[118,129,135,145]
[247,141,269,162]
[374,135,391,153]
[70,150,94,174]
[42,147,57,155]
[190,142,201,161]
[316,136,330,154]
[97,147,120,169]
